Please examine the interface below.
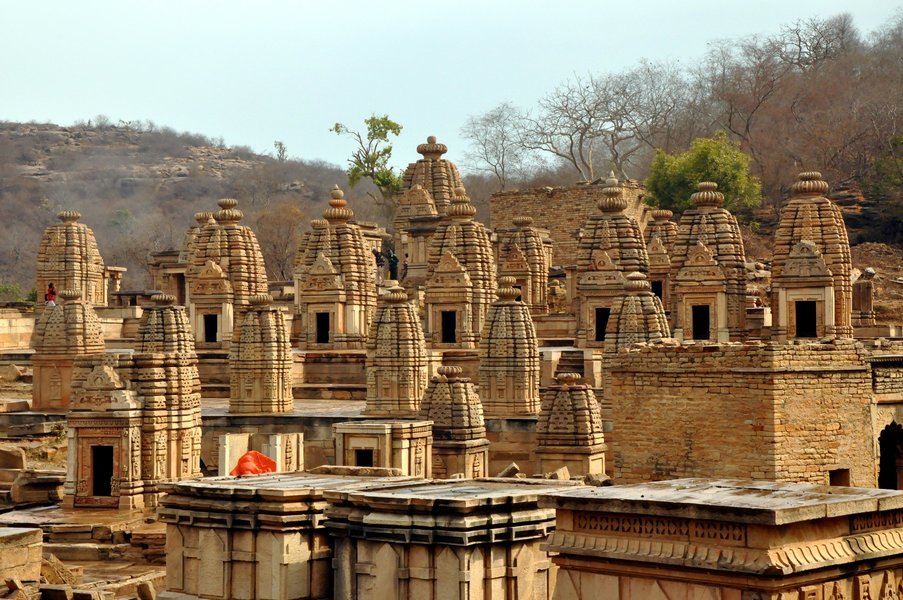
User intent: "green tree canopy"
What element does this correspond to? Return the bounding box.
[330,115,403,216]
[644,132,762,213]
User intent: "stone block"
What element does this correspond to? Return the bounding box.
[0,446,26,469]
[40,587,73,600]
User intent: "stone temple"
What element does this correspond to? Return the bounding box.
[6,130,903,600]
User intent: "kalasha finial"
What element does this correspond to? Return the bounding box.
[791,171,830,196]
[416,136,447,159]
[447,186,477,219]
[598,173,627,213]
[496,276,520,302]
[57,210,81,223]
[624,271,651,293]
[58,289,81,302]
[691,182,724,208]
[324,185,353,223]
[248,293,273,307]
[437,364,463,378]
[151,293,176,306]
[555,372,582,387]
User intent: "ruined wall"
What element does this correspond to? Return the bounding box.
[0,307,33,350]
[490,182,649,266]
[608,340,875,486]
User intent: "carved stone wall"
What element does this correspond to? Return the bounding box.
[543,479,903,600]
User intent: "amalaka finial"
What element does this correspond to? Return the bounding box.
[447,186,476,219]
[249,293,273,307]
[624,271,651,293]
[791,171,829,196]
[437,364,463,378]
[555,372,582,387]
[691,182,724,208]
[598,174,627,213]
[58,289,81,302]
[512,216,534,228]
[384,286,408,303]
[324,186,353,223]
[151,293,176,306]
[215,198,243,223]
[57,210,81,223]
[496,276,520,302]
[416,136,448,159]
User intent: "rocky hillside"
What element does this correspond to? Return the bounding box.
[0,121,366,294]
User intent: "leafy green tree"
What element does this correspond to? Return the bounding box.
[645,132,762,213]
[330,115,403,220]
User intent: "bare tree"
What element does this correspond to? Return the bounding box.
[460,102,530,190]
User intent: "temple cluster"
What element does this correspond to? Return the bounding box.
[14,133,903,600]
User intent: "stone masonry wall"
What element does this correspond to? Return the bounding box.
[490,182,650,266]
[608,340,875,486]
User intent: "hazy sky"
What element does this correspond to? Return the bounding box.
[3,1,901,172]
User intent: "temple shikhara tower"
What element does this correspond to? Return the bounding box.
[228,294,293,414]
[63,294,201,509]
[479,276,541,418]
[419,364,489,479]
[185,198,268,346]
[294,187,376,349]
[36,210,116,306]
[31,289,105,411]
[669,182,746,342]
[771,171,853,340]
[363,285,429,417]
[573,174,649,349]
[426,187,497,339]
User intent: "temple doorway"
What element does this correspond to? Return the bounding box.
[691,305,711,340]
[795,301,817,338]
[879,422,903,489]
[315,312,330,344]
[594,307,611,342]
[91,445,114,497]
[441,311,457,343]
[203,314,218,343]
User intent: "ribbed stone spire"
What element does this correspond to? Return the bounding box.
[363,285,429,417]
[420,365,486,441]
[479,277,541,418]
[36,210,108,307]
[605,272,670,353]
[771,171,852,338]
[228,294,293,414]
[402,136,464,212]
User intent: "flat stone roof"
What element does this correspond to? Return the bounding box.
[540,478,903,525]
[327,477,581,512]
[161,472,419,502]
